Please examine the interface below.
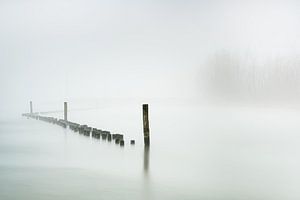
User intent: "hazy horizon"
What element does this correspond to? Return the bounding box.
[1,0,299,117]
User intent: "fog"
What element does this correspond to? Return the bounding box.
[0,0,299,117]
[1,1,300,199]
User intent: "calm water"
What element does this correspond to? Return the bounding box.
[1,104,300,200]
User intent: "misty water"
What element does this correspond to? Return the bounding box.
[1,0,299,199]
[1,103,300,200]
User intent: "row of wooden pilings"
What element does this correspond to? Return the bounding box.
[23,101,150,147]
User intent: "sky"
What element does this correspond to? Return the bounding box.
[0,0,299,116]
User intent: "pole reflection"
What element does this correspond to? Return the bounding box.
[143,146,150,175]
[143,145,151,200]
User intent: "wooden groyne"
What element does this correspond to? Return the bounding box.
[22,101,151,147]
[22,112,133,147]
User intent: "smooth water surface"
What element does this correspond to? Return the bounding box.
[1,104,300,200]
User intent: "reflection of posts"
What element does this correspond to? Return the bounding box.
[143,104,150,146]
[144,146,150,174]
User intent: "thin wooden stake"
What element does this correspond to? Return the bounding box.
[143,104,150,146]
[30,101,33,114]
[64,102,67,121]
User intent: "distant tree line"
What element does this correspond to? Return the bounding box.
[203,52,300,104]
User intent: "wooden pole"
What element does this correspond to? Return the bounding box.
[64,102,67,121]
[30,101,33,114]
[143,104,150,146]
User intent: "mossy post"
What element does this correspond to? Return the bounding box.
[64,102,67,121]
[143,104,150,146]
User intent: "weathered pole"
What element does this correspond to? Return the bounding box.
[64,102,67,121]
[143,104,150,146]
[30,101,33,114]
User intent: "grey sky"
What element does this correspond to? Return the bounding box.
[0,0,299,116]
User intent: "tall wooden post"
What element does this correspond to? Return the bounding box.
[64,102,67,121]
[143,104,150,146]
[30,101,33,114]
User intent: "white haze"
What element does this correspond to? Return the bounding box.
[0,0,299,117]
